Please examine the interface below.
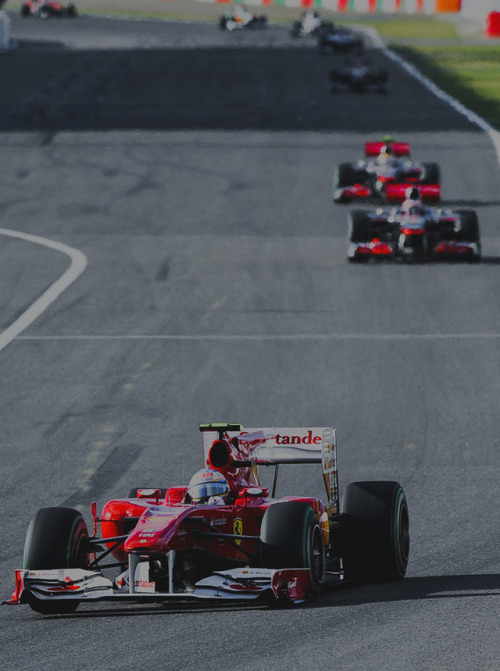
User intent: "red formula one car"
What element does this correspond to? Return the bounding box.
[5,423,410,614]
[20,0,77,18]
[334,139,441,204]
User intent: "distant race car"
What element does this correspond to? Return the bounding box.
[5,423,410,614]
[290,10,333,38]
[329,62,388,94]
[21,0,77,18]
[219,6,267,31]
[334,139,441,204]
[318,24,363,53]
[347,195,481,263]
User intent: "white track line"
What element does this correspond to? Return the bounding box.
[14,333,500,341]
[0,228,87,352]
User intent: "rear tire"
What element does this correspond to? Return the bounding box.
[340,481,409,581]
[422,162,441,185]
[23,507,90,614]
[334,163,357,189]
[457,210,481,261]
[348,211,371,263]
[260,501,325,597]
[457,210,480,242]
[334,163,359,202]
[348,211,371,242]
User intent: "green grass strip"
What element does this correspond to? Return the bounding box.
[350,16,458,41]
[390,44,500,130]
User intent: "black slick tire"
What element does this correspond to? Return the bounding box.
[347,211,371,262]
[422,162,441,185]
[260,501,325,597]
[340,481,409,581]
[457,210,481,261]
[23,507,90,614]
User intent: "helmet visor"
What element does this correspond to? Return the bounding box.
[189,481,227,503]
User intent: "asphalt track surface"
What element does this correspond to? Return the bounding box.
[0,12,499,671]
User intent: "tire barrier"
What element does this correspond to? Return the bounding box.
[216,0,459,12]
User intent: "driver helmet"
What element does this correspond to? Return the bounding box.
[187,468,229,504]
[402,186,423,212]
[405,186,421,201]
[378,144,393,164]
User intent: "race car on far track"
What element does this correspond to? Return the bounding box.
[329,62,388,94]
[290,10,333,38]
[347,193,481,263]
[21,0,77,18]
[219,5,267,30]
[334,139,441,205]
[5,423,410,614]
[318,23,363,53]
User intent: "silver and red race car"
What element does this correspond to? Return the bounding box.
[347,197,481,263]
[20,0,77,18]
[5,423,410,614]
[218,6,267,31]
[334,139,441,204]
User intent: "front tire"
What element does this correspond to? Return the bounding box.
[23,507,90,614]
[340,481,410,581]
[260,501,325,597]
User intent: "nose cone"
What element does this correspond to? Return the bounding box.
[124,506,183,553]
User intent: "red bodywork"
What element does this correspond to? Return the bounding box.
[6,426,338,609]
[385,183,440,203]
[364,141,411,157]
[99,432,329,566]
[21,1,76,16]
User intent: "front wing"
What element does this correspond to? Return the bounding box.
[5,567,313,609]
[348,238,480,261]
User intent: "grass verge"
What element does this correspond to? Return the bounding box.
[388,44,500,130]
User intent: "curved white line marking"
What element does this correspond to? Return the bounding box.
[0,228,87,352]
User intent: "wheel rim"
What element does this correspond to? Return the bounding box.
[394,493,410,575]
[309,524,325,586]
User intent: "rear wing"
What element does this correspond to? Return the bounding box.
[386,183,441,203]
[200,424,339,515]
[365,141,411,157]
